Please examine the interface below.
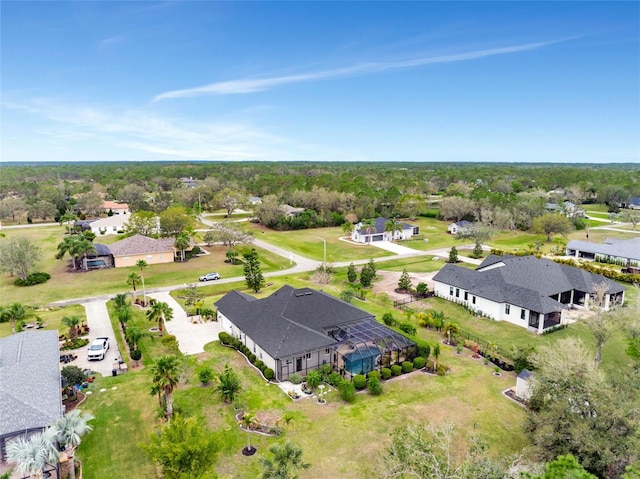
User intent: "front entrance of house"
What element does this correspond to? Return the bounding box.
[296,357,302,372]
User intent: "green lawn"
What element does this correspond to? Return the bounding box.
[77,337,528,479]
[245,223,392,262]
[0,304,86,338]
[0,226,291,306]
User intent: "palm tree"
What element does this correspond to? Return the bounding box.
[276,412,295,431]
[150,355,181,417]
[136,260,149,306]
[125,324,149,352]
[259,442,310,479]
[126,272,141,300]
[150,384,163,408]
[241,412,259,453]
[1,302,33,334]
[59,211,77,235]
[146,300,173,336]
[113,293,130,310]
[62,315,82,340]
[54,410,94,479]
[443,322,461,345]
[216,363,242,404]
[384,217,404,242]
[433,343,441,372]
[56,236,80,270]
[360,218,376,242]
[341,222,354,236]
[75,237,97,271]
[174,231,191,262]
[6,427,60,479]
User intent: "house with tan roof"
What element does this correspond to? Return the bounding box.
[102,201,129,215]
[108,234,175,267]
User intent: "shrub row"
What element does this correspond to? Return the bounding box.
[15,272,51,287]
[218,332,274,379]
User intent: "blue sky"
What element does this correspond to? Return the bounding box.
[2,1,639,163]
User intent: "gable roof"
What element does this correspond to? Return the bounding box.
[449,220,473,228]
[433,254,625,314]
[356,217,415,235]
[107,234,174,257]
[88,215,129,229]
[278,204,305,215]
[566,237,640,262]
[215,286,376,359]
[0,331,63,437]
[102,200,129,210]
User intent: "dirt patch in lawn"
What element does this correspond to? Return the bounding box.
[372,270,438,303]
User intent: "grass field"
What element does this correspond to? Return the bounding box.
[0,304,86,338]
[245,223,392,262]
[0,227,291,306]
[77,336,528,479]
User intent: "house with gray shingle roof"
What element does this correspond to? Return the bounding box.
[0,331,64,461]
[432,254,626,334]
[447,220,473,235]
[215,286,416,380]
[566,237,640,266]
[351,217,420,243]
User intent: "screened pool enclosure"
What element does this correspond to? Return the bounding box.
[330,317,417,377]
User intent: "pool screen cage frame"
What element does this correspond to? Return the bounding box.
[332,317,417,378]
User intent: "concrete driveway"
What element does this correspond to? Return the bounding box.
[148,292,223,355]
[367,240,421,255]
[64,299,122,377]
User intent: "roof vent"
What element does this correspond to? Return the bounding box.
[304,292,312,296]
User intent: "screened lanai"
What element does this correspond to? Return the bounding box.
[331,317,417,377]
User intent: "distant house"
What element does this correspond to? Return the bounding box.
[278,204,305,217]
[179,177,199,188]
[102,201,129,215]
[351,217,420,243]
[248,196,262,205]
[545,201,584,218]
[88,215,129,235]
[566,237,640,267]
[0,331,64,461]
[215,286,416,380]
[432,254,625,334]
[623,197,640,210]
[108,234,176,267]
[447,220,473,235]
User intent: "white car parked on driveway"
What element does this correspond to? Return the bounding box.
[87,337,110,361]
[199,272,220,281]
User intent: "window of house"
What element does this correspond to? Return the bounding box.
[306,352,312,359]
[521,309,526,320]
[455,288,460,298]
[464,291,468,301]
[253,344,256,353]
[505,304,510,315]
[259,352,262,359]
[286,359,292,364]
[450,286,454,296]
[325,348,331,355]
[472,296,476,304]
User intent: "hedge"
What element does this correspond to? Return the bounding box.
[367,370,381,380]
[368,376,383,396]
[15,272,51,287]
[390,365,402,377]
[381,368,392,380]
[264,368,275,380]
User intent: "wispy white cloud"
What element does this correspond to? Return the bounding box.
[153,38,572,101]
[2,98,360,162]
[98,34,127,50]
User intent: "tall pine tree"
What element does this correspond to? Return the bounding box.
[243,249,264,293]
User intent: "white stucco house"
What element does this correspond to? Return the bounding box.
[351,217,419,243]
[447,220,473,235]
[432,254,626,334]
[215,286,416,381]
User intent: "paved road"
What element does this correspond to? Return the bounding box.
[148,292,223,355]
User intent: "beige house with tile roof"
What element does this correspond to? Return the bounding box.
[108,234,175,267]
[102,200,130,215]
